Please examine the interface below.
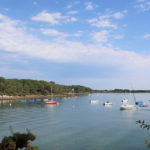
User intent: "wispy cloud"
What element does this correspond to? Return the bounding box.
[40,28,83,38]
[74,1,80,4]
[32,11,77,25]
[0,67,41,79]
[66,1,80,9]
[88,18,118,29]
[134,0,150,11]
[4,8,9,11]
[85,2,98,10]
[137,0,145,2]
[88,11,126,29]
[66,5,72,9]
[113,34,124,39]
[67,10,78,15]
[92,30,110,43]
[144,33,150,38]
[111,12,124,19]
[72,30,83,37]
[40,28,68,38]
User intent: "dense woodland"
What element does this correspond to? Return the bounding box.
[0,77,92,96]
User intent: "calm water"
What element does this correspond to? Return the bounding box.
[0,93,150,150]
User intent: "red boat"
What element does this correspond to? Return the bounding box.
[45,101,57,105]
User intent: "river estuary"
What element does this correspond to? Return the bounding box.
[0,93,150,150]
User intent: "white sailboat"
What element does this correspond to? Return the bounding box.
[120,91,136,110]
[120,103,136,110]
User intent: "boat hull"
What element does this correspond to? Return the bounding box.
[103,102,112,105]
[90,100,99,104]
[120,104,136,110]
[45,101,57,105]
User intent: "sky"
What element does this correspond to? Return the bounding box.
[0,0,150,90]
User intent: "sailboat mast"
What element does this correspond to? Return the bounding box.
[131,85,136,103]
[51,87,52,98]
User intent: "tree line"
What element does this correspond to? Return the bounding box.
[0,77,92,96]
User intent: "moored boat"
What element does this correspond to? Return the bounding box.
[36,99,41,102]
[29,99,34,103]
[103,101,112,106]
[90,100,99,104]
[20,100,27,103]
[43,98,49,102]
[120,98,136,110]
[120,104,136,110]
[45,101,57,105]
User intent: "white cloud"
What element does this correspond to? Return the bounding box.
[72,30,83,37]
[85,2,98,10]
[100,12,125,20]
[137,0,145,2]
[66,5,72,9]
[85,2,94,10]
[65,1,80,9]
[67,10,78,15]
[88,11,126,29]
[112,12,124,19]
[32,11,64,24]
[40,28,83,38]
[32,11,77,25]
[88,18,118,29]
[65,17,77,23]
[2,13,150,89]
[144,34,150,39]
[0,67,41,79]
[114,35,124,39]
[40,28,68,37]
[1,13,150,72]
[92,30,110,42]
[134,0,150,11]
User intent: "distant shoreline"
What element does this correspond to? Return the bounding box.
[1,91,150,100]
[96,90,150,93]
[0,93,89,100]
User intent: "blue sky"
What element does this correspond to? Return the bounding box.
[0,0,150,89]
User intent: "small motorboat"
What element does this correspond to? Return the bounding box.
[45,101,57,105]
[103,101,112,106]
[138,103,148,107]
[135,101,143,105]
[43,98,49,102]
[135,101,148,107]
[90,100,99,104]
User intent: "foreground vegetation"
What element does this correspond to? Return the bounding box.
[0,77,92,96]
[0,127,38,150]
[137,120,150,148]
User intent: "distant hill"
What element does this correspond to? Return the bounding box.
[0,77,92,96]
